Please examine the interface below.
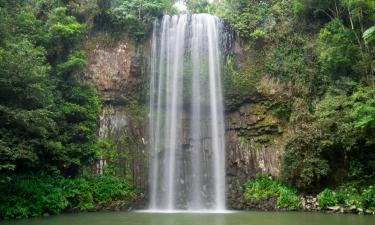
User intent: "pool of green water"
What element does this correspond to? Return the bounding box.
[1,211,374,225]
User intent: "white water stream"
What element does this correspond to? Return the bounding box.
[149,14,226,211]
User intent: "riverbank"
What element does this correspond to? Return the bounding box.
[1,174,373,221]
[228,175,375,215]
[0,174,142,220]
[230,194,374,215]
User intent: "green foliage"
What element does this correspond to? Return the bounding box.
[0,39,52,109]
[109,0,172,42]
[244,174,280,200]
[45,6,85,60]
[315,86,375,183]
[125,101,148,124]
[265,40,310,82]
[351,86,375,130]
[56,51,86,76]
[97,0,111,12]
[92,0,175,41]
[61,177,94,211]
[88,175,137,203]
[363,26,375,43]
[0,174,138,220]
[219,0,374,194]
[316,185,375,213]
[244,174,300,210]
[282,85,375,190]
[281,98,330,190]
[55,80,100,175]
[360,186,375,213]
[318,19,358,78]
[276,186,300,210]
[185,0,216,13]
[219,0,272,40]
[250,29,267,40]
[46,7,85,45]
[223,55,259,110]
[0,39,54,175]
[98,139,120,175]
[0,174,68,219]
[317,188,340,208]
[0,0,100,177]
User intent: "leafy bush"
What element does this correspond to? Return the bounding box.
[243,174,299,210]
[219,0,272,40]
[316,185,375,214]
[89,175,137,203]
[360,186,375,213]
[0,0,101,177]
[0,175,67,219]
[244,174,280,200]
[317,189,339,208]
[276,186,300,210]
[56,51,86,76]
[109,0,172,42]
[250,29,267,40]
[318,19,358,78]
[0,174,138,220]
[61,178,94,211]
[222,55,259,110]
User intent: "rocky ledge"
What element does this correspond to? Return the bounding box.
[230,194,374,215]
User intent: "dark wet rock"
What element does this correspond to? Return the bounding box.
[327,206,341,213]
[62,207,81,214]
[300,196,318,212]
[225,103,289,208]
[243,197,278,211]
[87,207,98,212]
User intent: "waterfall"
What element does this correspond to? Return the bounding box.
[149,14,226,211]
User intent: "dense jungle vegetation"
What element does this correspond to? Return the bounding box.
[208,0,375,213]
[0,0,173,219]
[0,0,374,219]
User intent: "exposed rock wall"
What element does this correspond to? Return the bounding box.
[82,31,289,207]
[98,105,148,191]
[83,33,149,192]
[83,34,144,102]
[225,102,290,208]
[224,38,292,208]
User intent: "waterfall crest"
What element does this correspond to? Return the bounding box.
[149,14,226,211]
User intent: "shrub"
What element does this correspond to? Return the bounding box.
[0,175,67,219]
[360,186,375,213]
[317,189,339,208]
[0,174,138,220]
[89,175,137,203]
[243,174,280,200]
[318,19,358,78]
[243,174,300,210]
[61,178,94,211]
[276,186,300,210]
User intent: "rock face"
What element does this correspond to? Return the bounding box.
[83,33,149,192]
[225,102,289,208]
[82,31,288,208]
[98,105,148,191]
[83,34,143,102]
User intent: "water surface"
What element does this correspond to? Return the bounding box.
[2,212,374,225]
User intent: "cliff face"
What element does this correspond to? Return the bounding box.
[83,33,149,192]
[83,31,289,207]
[225,102,289,207]
[83,34,143,101]
[224,38,293,207]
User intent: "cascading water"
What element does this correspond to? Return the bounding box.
[149,14,226,211]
